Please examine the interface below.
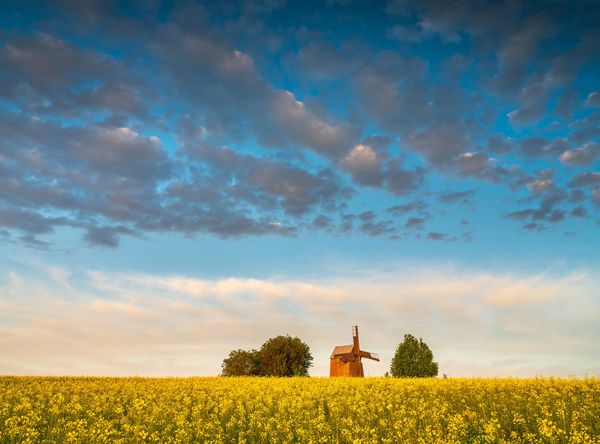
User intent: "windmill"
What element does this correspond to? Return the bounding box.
[330,325,379,377]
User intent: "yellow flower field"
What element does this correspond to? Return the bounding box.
[0,376,598,443]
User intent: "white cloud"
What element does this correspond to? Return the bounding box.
[343,144,380,169]
[527,178,554,194]
[0,264,598,377]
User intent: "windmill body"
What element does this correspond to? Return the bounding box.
[330,325,379,377]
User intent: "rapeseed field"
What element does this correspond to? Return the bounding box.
[0,376,598,443]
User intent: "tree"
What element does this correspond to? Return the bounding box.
[258,335,313,376]
[221,349,260,376]
[390,334,438,378]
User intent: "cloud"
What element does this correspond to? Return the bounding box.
[555,89,580,120]
[486,135,513,155]
[438,190,475,204]
[294,41,359,78]
[342,144,383,186]
[456,152,498,179]
[181,142,353,218]
[387,24,426,43]
[2,263,597,376]
[427,231,455,241]
[546,32,600,87]
[386,200,429,215]
[505,190,569,226]
[489,13,555,94]
[569,172,600,188]
[84,226,136,248]
[592,188,600,206]
[404,216,425,229]
[155,22,359,159]
[0,32,150,119]
[569,206,588,218]
[403,123,470,166]
[586,90,600,107]
[357,211,396,237]
[1,1,600,245]
[519,137,566,158]
[527,178,554,194]
[560,142,600,167]
[340,143,424,194]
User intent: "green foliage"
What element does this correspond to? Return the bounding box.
[391,334,438,378]
[258,335,313,376]
[222,335,313,377]
[221,349,260,376]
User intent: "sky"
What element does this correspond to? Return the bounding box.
[0,0,599,377]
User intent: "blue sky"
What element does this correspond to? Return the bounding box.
[0,0,599,376]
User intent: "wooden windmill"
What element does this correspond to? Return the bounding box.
[330,325,379,377]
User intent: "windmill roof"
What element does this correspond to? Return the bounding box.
[330,345,354,358]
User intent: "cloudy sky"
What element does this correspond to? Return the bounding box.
[1,0,599,377]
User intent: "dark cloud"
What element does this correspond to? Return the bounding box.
[294,41,360,79]
[0,105,352,245]
[387,24,426,43]
[438,190,475,204]
[592,189,600,206]
[522,222,545,232]
[340,143,425,194]
[555,89,580,120]
[311,214,334,231]
[84,226,136,248]
[519,137,566,158]
[507,77,549,125]
[153,18,360,159]
[489,13,556,94]
[560,142,600,167]
[427,232,454,241]
[456,152,499,179]
[355,53,429,133]
[386,0,525,44]
[570,189,586,202]
[1,0,599,247]
[386,200,429,215]
[357,211,396,237]
[0,207,70,236]
[569,172,600,188]
[568,112,600,145]
[404,217,425,229]
[0,33,151,120]
[505,190,568,224]
[569,206,588,218]
[545,32,600,87]
[180,142,352,218]
[486,135,513,155]
[403,122,470,166]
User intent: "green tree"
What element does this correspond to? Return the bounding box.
[221,349,260,376]
[390,334,438,378]
[258,335,313,376]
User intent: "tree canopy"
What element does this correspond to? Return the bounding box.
[221,335,313,377]
[390,334,438,378]
[258,335,313,377]
[221,349,260,376]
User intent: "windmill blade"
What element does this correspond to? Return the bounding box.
[360,350,380,361]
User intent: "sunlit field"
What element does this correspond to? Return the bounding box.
[1,377,598,443]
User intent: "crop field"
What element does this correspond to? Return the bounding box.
[0,376,598,443]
